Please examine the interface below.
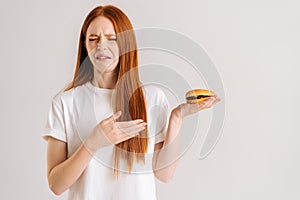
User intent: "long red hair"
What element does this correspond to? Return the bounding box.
[64,5,148,179]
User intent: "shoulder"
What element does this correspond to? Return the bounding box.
[142,84,169,106]
[52,88,74,106]
[51,83,88,107]
[143,84,165,97]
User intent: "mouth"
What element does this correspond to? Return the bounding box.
[95,53,112,60]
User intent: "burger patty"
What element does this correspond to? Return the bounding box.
[186,95,212,100]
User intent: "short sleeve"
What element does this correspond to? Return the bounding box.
[150,90,170,144]
[42,97,67,142]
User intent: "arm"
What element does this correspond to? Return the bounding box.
[152,109,182,183]
[46,137,94,195]
[45,111,146,195]
[153,96,221,183]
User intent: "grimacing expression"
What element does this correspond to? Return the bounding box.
[85,16,119,74]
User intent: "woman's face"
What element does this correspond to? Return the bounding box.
[85,16,119,74]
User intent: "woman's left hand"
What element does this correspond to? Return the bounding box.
[173,96,221,118]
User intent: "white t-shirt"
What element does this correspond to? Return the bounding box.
[42,81,170,200]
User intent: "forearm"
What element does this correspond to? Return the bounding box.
[155,108,183,182]
[48,143,95,195]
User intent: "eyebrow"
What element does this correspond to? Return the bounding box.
[88,33,116,37]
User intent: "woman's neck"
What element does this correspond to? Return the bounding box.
[92,69,119,89]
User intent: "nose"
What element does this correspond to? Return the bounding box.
[97,34,107,46]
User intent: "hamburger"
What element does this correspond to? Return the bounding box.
[185,89,216,104]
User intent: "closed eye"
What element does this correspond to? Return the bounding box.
[89,38,98,42]
[88,34,117,42]
[88,35,99,42]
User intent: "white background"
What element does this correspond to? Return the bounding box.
[0,0,299,199]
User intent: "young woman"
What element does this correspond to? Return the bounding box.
[42,5,220,200]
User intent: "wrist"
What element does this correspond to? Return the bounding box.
[83,129,104,155]
[82,138,98,156]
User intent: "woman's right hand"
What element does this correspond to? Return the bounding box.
[84,111,147,153]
